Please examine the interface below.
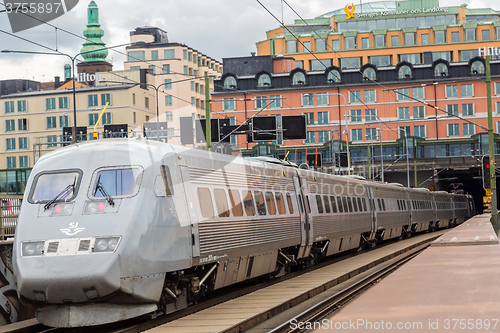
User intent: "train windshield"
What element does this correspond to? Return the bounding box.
[29,170,82,203]
[91,168,141,198]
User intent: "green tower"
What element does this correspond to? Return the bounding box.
[80,1,108,62]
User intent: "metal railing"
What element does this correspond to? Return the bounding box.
[0,196,22,241]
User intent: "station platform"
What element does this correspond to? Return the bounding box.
[315,214,500,333]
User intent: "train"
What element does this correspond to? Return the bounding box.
[12,138,475,327]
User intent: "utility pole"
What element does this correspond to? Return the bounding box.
[486,55,498,233]
[205,75,211,151]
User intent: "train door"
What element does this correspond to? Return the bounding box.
[366,186,377,239]
[293,175,312,259]
[179,165,199,259]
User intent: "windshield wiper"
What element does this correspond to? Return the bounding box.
[44,183,75,211]
[94,177,115,206]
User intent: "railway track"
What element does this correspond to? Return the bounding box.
[0,231,442,333]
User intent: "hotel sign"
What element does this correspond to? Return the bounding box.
[356,6,448,18]
[478,46,500,57]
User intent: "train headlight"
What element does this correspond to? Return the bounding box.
[84,201,106,214]
[21,241,45,257]
[93,237,120,253]
[51,203,74,216]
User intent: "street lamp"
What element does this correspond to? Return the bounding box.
[2,43,132,143]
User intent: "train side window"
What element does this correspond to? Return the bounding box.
[337,196,344,213]
[377,199,382,211]
[397,200,401,211]
[362,198,367,211]
[382,199,386,211]
[352,197,358,212]
[315,195,324,213]
[265,192,277,215]
[330,196,338,213]
[197,187,214,218]
[275,192,286,215]
[243,191,256,216]
[214,189,230,218]
[342,196,348,213]
[323,195,331,213]
[228,189,243,217]
[254,191,267,215]
[357,197,363,211]
[347,197,353,212]
[286,193,294,214]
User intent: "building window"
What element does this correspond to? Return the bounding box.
[287,40,297,53]
[461,84,473,97]
[165,95,172,106]
[162,79,172,89]
[151,50,158,60]
[4,101,14,113]
[305,112,314,125]
[162,64,170,74]
[434,63,448,76]
[369,55,391,67]
[6,157,16,169]
[317,93,328,105]
[47,135,57,147]
[366,128,377,140]
[318,111,329,124]
[88,113,99,126]
[224,76,237,89]
[396,87,409,100]
[413,106,424,119]
[18,118,27,131]
[269,95,282,108]
[451,31,460,43]
[421,33,429,45]
[412,87,424,99]
[191,97,195,107]
[345,36,356,49]
[101,93,111,106]
[399,126,410,137]
[340,57,361,69]
[305,131,315,144]
[46,97,56,110]
[59,115,69,128]
[302,94,314,106]
[361,37,369,49]
[463,123,475,135]
[351,129,363,141]
[6,138,15,150]
[398,65,412,79]
[400,53,421,64]
[471,60,485,74]
[255,96,268,109]
[391,35,399,47]
[101,112,111,125]
[414,125,426,138]
[447,104,459,117]
[332,39,340,51]
[164,49,175,59]
[87,94,98,107]
[17,100,27,112]
[145,97,150,109]
[190,81,195,91]
[327,69,341,83]
[46,116,56,129]
[19,156,29,168]
[445,85,458,98]
[365,109,377,122]
[257,74,271,87]
[311,59,331,70]
[398,107,410,119]
[19,137,28,149]
[292,72,306,85]
[435,30,446,43]
[375,35,385,47]
[465,28,475,41]
[462,103,474,116]
[127,51,145,61]
[223,98,235,110]
[350,109,362,122]
[405,32,415,46]
[318,131,330,143]
[363,67,376,81]
[349,90,361,103]
[364,90,376,103]
[433,52,451,62]
[448,123,460,136]
[5,120,14,132]
[58,97,68,109]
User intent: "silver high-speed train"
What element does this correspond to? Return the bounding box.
[13,138,475,327]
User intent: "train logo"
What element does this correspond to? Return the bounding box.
[60,222,85,236]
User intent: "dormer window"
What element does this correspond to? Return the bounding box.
[363,67,376,81]
[224,76,237,89]
[398,65,412,79]
[292,72,306,85]
[434,63,448,77]
[257,73,271,87]
[471,60,485,75]
[327,69,341,83]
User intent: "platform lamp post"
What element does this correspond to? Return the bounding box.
[2,43,132,144]
[328,93,350,175]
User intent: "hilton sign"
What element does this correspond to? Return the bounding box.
[478,46,500,57]
[75,72,103,83]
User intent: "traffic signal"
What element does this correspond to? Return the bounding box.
[482,155,491,189]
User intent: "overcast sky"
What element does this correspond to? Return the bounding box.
[0,0,498,82]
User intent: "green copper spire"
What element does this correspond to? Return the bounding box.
[80,1,108,62]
